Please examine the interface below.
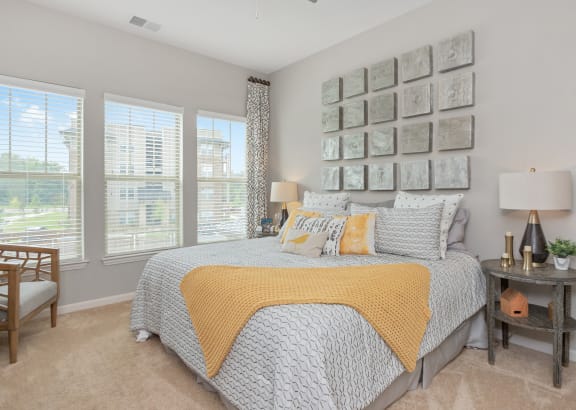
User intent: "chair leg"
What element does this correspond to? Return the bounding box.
[9,329,19,364]
[51,302,58,328]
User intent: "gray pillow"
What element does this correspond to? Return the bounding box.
[355,203,443,260]
[281,229,329,258]
[447,208,469,250]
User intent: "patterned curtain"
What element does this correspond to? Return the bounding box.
[245,81,270,238]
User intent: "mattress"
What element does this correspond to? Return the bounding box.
[130,237,486,409]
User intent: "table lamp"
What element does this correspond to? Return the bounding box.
[499,168,572,266]
[270,181,298,227]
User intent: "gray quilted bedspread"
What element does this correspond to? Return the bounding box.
[130,238,485,410]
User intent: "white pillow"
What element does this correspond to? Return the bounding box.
[394,191,464,259]
[292,215,347,256]
[302,191,350,211]
[281,229,329,258]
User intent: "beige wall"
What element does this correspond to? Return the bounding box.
[0,0,265,305]
[270,0,576,354]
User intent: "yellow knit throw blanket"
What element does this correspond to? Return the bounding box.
[180,264,431,378]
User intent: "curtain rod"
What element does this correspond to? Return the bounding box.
[248,76,270,86]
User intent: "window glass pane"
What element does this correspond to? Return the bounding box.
[197,113,247,244]
[104,98,182,255]
[0,81,84,261]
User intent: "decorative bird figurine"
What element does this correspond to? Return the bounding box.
[288,234,310,245]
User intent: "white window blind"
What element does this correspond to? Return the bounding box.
[0,76,84,261]
[104,94,182,256]
[197,112,247,244]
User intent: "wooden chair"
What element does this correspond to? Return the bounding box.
[0,244,59,363]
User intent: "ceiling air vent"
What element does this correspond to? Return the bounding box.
[129,16,146,27]
[129,16,162,32]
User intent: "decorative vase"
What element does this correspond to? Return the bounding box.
[553,256,570,271]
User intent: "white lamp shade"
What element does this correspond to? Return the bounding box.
[499,170,572,210]
[270,182,298,203]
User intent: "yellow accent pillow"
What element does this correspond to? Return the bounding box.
[339,213,376,255]
[280,209,322,243]
[281,229,329,258]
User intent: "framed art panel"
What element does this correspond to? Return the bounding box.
[402,83,432,118]
[322,77,342,105]
[400,160,431,190]
[368,163,396,191]
[321,166,341,191]
[343,100,367,129]
[369,127,396,156]
[321,135,340,160]
[343,68,367,98]
[439,72,475,111]
[400,45,432,82]
[343,165,366,190]
[433,156,470,189]
[370,92,396,124]
[371,58,397,91]
[322,105,341,133]
[400,122,432,154]
[438,115,474,151]
[438,31,474,72]
[342,133,366,159]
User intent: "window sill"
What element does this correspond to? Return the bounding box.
[101,247,177,266]
[61,259,90,271]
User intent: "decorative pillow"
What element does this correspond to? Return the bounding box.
[339,213,376,255]
[279,209,322,243]
[281,229,329,258]
[447,208,470,250]
[293,215,347,256]
[394,191,464,259]
[374,204,444,260]
[302,191,350,211]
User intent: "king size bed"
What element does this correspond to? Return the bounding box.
[130,236,486,409]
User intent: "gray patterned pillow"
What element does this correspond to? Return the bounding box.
[292,215,347,256]
[302,191,350,211]
[372,204,444,260]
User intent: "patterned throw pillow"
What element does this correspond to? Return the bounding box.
[302,191,350,211]
[281,229,329,258]
[339,213,376,255]
[279,209,322,243]
[292,215,347,256]
[373,204,444,260]
[394,191,464,259]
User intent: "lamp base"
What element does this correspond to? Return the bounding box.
[519,210,549,267]
[279,207,289,227]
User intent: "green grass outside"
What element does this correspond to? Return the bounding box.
[3,211,68,233]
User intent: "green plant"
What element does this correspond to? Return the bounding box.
[547,238,576,258]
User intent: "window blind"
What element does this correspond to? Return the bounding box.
[0,76,84,261]
[197,112,247,244]
[104,95,182,256]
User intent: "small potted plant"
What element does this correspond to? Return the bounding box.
[547,238,576,270]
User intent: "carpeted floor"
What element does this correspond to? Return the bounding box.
[1,302,575,409]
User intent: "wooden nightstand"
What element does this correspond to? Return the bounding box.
[482,259,576,388]
[255,231,278,238]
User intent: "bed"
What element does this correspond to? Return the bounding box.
[130,236,486,409]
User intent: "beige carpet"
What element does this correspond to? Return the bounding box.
[1,303,575,410]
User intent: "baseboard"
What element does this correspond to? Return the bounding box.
[37,292,135,318]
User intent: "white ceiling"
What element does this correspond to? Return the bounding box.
[26,0,431,74]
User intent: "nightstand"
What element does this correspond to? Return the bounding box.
[255,231,278,238]
[482,259,576,388]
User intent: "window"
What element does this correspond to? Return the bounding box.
[197,111,247,244]
[0,75,84,261]
[105,94,182,256]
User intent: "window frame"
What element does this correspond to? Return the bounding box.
[103,93,183,259]
[0,75,86,264]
